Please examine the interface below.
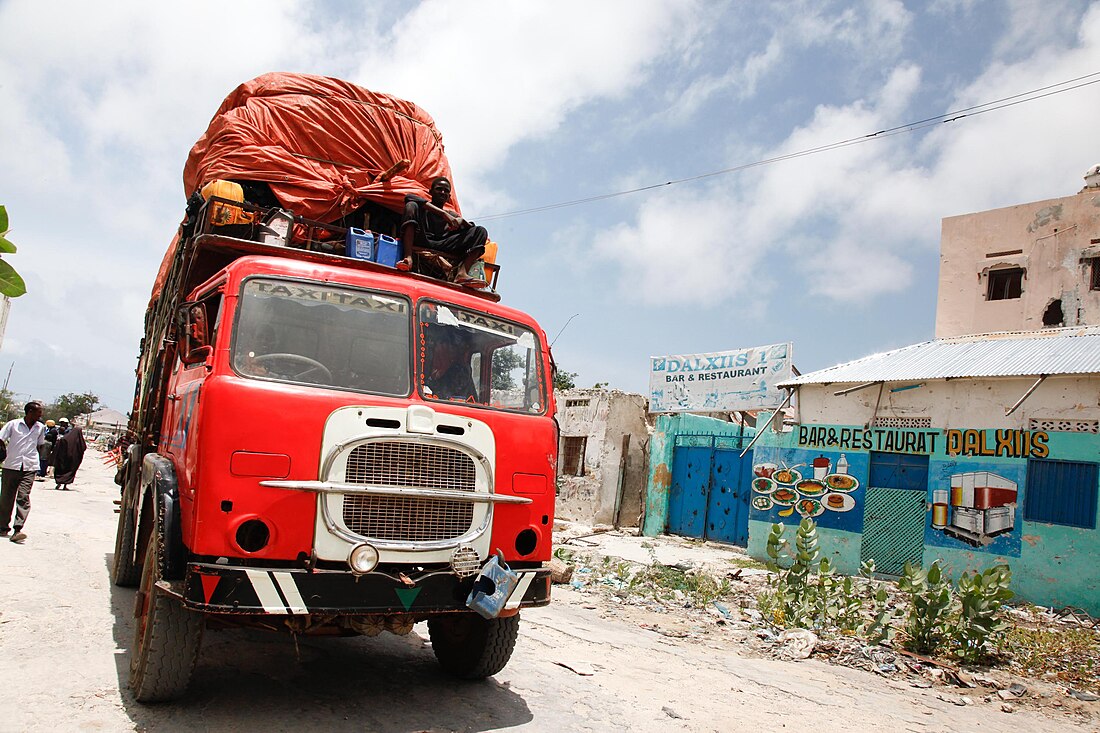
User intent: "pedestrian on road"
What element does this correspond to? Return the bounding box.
[52,417,86,491]
[36,419,57,481]
[0,401,47,544]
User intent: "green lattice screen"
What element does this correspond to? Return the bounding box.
[859,487,927,575]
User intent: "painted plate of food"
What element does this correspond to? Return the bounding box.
[771,487,799,506]
[771,468,802,485]
[823,473,859,492]
[751,477,777,494]
[796,498,825,517]
[752,495,774,511]
[823,492,855,512]
[795,478,827,496]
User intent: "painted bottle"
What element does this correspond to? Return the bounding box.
[836,453,849,475]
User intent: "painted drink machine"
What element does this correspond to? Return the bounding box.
[941,471,1017,546]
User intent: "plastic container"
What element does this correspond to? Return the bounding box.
[373,233,400,268]
[345,227,375,260]
[260,209,292,246]
[201,179,253,226]
[482,239,498,264]
[465,555,519,619]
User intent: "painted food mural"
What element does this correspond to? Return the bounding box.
[752,454,856,518]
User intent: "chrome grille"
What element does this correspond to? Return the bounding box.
[343,495,474,542]
[339,441,479,542]
[344,442,476,491]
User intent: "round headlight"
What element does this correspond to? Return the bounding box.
[348,543,380,574]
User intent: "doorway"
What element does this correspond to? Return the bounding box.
[859,451,929,575]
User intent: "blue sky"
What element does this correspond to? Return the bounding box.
[0,0,1098,411]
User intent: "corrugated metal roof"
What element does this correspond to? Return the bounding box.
[782,326,1100,386]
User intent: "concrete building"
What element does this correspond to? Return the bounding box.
[747,327,1100,613]
[936,166,1100,337]
[555,389,651,527]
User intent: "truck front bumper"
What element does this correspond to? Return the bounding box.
[179,562,551,616]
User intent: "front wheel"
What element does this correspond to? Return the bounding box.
[130,540,203,702]
[428,612,520,679]
[111,506,141,587]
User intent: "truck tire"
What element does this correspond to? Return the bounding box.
[130,541,203,703]
[111,506,141,587]
[428,612,520,679]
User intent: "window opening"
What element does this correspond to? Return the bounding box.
[565,398,590,408]
[232,278,411,395]
[417,302,545,414]
[561,436,587,477]
[987,268,1023,300]
[1024,458,1098,529]
[1041,299,1064,327]
[1091,258,1100,291]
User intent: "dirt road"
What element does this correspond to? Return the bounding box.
[0,451,1088,732]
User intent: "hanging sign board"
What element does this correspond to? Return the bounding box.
[648,342,793,413]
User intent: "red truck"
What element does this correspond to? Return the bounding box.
[112,74,557,702]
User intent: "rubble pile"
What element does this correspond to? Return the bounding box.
[551,522,1099,723]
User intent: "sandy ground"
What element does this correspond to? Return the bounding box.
[0,450,1092,732]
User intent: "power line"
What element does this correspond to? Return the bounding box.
[474,71,1100,222]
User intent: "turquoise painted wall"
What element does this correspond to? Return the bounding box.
[642,414,752,537]
[747,415,1100,614]
[748,519,863,575]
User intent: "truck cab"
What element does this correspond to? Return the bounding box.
[115,233,557,701]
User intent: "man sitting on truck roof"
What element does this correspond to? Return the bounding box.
[397,177,488,288]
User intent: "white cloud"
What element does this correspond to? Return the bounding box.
[588,4,1099,308]
[348,0,703,210]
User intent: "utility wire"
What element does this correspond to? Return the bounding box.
[474,71,1100,222]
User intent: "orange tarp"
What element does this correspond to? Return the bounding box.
[152,72,461,303]
[183,72,461,222]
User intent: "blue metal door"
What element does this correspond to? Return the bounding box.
[668,443,710,538]
[706,445,752,545]
[668,435,752,546]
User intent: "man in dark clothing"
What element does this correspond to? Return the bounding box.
[397,176,488,287]
[423,328,478,402]
[52,418,86,490]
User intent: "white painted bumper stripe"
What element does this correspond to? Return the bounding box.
[246,569,288,614]
[274,572,309,615]
[504,571,535,610]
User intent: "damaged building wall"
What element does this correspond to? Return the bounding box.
[555,389,651,526]
[748,374,1100,614]
[936,183,1100,338]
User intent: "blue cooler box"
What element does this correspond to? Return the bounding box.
[373,233,400,268]
[345,228,375,260]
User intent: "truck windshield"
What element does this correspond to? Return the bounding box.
[232,278,411,395]
[417,302,545,414]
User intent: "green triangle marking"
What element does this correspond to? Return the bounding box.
[394,587,422,611]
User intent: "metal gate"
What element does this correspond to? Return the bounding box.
[860,452,929,575]
[667,434,752,546]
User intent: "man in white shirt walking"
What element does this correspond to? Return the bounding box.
[0,401,47,544]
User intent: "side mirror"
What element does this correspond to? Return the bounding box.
[179,303,212,366]
[180,345,212,366]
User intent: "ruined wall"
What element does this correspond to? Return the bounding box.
[555,390,651,526]
[936,188,1100,338]
[749,376,1100,613]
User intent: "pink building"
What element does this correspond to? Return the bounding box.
[936,166,1100,337]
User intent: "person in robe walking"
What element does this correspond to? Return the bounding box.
[52,418,86,491]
